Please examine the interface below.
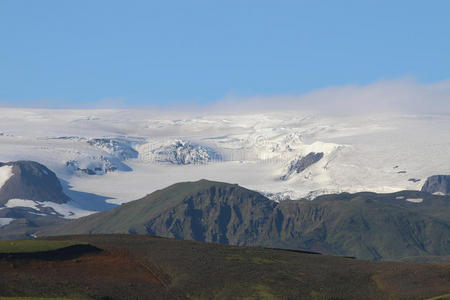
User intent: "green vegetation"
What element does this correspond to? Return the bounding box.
[44,180,450,261]
[427,294,450,300]
[0,240,86,253]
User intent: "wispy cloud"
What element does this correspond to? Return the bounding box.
[207,78,450,115]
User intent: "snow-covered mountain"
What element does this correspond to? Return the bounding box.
[421,175,450,195]
[86,137,139,160]
[139,139,221,165]
[51,136,141,175]
[0,161,69,205]
[0,161,94,229]
[0,108,449,206]
[65,156,131,175]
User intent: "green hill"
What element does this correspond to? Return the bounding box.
[43,180,450,261]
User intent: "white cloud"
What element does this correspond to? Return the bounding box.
[207,78,450,115]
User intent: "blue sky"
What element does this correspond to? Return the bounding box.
[1,0,449,108]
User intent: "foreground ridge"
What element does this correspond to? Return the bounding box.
[0,234,449,299]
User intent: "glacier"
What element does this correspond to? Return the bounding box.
[0,108,449,208]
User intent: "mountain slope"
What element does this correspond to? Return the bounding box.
[44,180,450,261]
[0,161,69,205]
[0,161,98,239]
[45,180,276,243]
[422,175,450,195]
[273,191,450,260]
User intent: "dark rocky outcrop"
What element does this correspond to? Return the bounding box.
[421,175,450,195]
[0,161,70,205]
[0,244,101,261]
[281,152,324,180]
[408,178,421,183]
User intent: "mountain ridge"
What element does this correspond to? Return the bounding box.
[43,179,450,261]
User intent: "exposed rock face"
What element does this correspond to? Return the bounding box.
[46,180,450,261]
[65,156,131,175]
[421,175,450,195]
[0,161,69,205]
[143,140,221,165]
[145,182,275,244]
[87,138,139,160]
[281,152,324,180]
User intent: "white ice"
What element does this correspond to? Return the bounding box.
[0,218,14,227]
[0,108,449,207]
[0,165,13,190]
[406,198,424,203]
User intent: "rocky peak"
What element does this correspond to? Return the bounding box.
[0,161,69,205]
[421,175,450,195]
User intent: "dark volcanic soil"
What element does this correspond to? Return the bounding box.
[0,234,449,299]
[0,241,170,299]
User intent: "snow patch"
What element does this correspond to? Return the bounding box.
[260,190,301,202]
[0,165,14,189]
[28,211,48,216]
[406,198,423,203]
[5,198,94,219]
[0,218,14,227]
[5,198,39,209]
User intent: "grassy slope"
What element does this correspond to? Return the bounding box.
[0,240,86,253]
[272,191,450,260]
[44,180,274,236]
[1,234,449,299]
[43,180,450,261]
